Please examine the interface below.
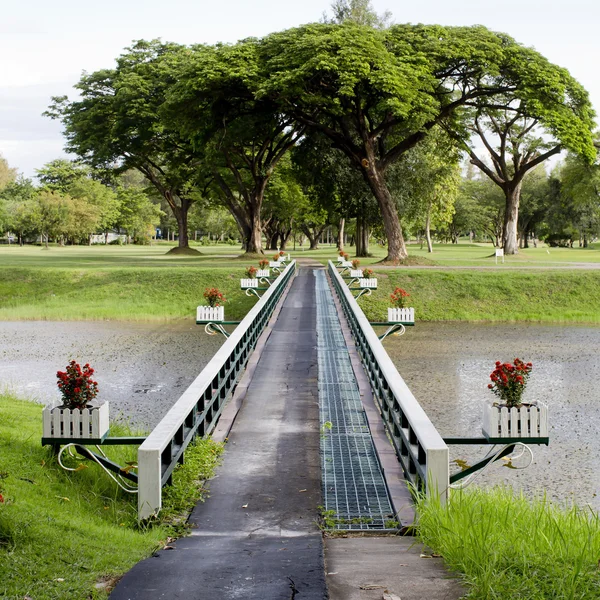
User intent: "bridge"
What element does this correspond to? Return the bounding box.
[44,259,546,599]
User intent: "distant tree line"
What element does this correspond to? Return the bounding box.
[2,1,597,258]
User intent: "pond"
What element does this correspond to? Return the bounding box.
[385,322,600,511]
[0,320,224,431]
[2,319,599,510]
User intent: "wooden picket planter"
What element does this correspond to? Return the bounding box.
[196,306,224,322]
[482,401,548,440]
[240,278,259,288]
[350,269,363,278]
[42,401,109,440]
[359,278,377,289]
[387,307,415,323]
[257,269,270,278]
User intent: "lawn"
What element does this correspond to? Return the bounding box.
[1,242,600,323]
[0,392,223,600]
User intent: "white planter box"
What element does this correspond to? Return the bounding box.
[43,401,109,440]
[388,307,415,323]
[337,256,345,263]
[196,305,224,322]
[340,260,353,268]
[269,261,283,268]
[359,278,377,288]
[257,269,270,277]
[350,269,363,278]
[482,401,548,439]
[240,278,259,288]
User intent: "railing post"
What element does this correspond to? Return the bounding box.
[138,447,161,520]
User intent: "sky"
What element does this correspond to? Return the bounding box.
[1,0,598,179]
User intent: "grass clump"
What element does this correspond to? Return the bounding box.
[416,487,600,599]
[0,393,222,599]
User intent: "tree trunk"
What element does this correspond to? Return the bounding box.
[502,183,522,255]
[245,205,263,254]
[361,221,370,255]
[337,218,345,250]
[280,229,292,250]
[425,203,433,253]
[356,217,363,257]
[360,162,408,261]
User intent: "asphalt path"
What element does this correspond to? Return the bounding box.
[111,266,326,600]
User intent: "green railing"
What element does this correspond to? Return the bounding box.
[137,261,296,520]
[328,261,448,499]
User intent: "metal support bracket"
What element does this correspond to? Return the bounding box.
[196,320,241,338]
[444,436,549,484]
[352,287,373,299]
[243,287,269,299]
[258,277,273,287]
[204,322,230,338]
[369,321,415,340]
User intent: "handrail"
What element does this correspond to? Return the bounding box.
[327,261,448,501]
[138,260,297,519]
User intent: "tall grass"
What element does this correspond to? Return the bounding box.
[416,487,600,599]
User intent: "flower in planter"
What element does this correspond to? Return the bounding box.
[362,268,374,278]
[258,259,269,269]
[390,287,410,308]
[338,249,345,257]
[245,265,258,278]
[352,259,360,269]
[273,253,281,262]
[203,287,226,307]
[343,253,349,261]
[488,358,533,408]
[279,251,285,257]
[56,361,99,410]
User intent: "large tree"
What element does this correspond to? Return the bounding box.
[46,40,207,253]
[453,85,594,253]
[163,40,304,254]
[258,23,595,262]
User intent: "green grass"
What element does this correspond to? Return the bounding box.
[0,393,223,600]
[357,269,600,323]
[2,243,600,323]
[0,267,256,321]
[416,487,600,599]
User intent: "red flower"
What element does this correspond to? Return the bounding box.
[488,358,533,408]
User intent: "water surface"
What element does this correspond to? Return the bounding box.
[385,322,600,510]
[0,320,223,431]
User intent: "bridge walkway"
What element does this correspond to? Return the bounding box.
[112,265,326,599]
[111,263,463,599]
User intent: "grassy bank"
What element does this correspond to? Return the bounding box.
[417,487,600,599]
[0,267,255,321]
[359,269,600,323]
[0,393,223,599]
[2,244,600,323]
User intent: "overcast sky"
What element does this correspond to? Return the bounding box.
[1,0,598,178]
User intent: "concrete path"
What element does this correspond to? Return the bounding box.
[325,537,465,600]
[111,266,326,600]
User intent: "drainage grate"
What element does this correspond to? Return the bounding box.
[315,270,395,531]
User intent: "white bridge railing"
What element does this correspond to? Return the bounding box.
[328,261,449,501]
[137,261,296,519]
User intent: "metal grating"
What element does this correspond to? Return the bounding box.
[315,270,395,530]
